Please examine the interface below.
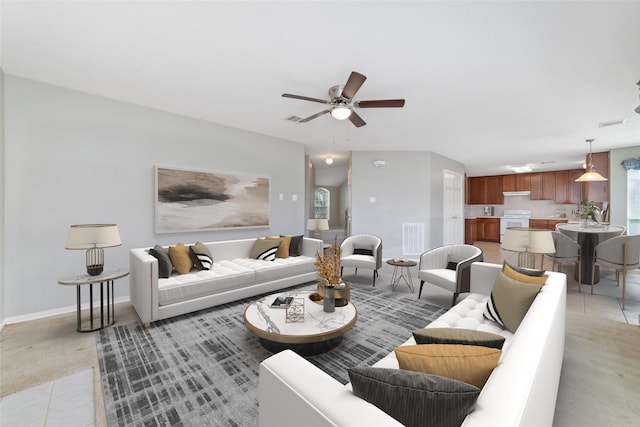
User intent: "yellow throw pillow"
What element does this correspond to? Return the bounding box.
[502,262,547,285]
[168,243,193,274]
[394,344,501,389]
[265,236,291,258]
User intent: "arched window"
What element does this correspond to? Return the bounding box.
[314,188,330,220]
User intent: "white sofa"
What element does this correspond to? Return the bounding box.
[129,237,322,326]
[259,262,567,427]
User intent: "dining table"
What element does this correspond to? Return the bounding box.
[556,222,626,284]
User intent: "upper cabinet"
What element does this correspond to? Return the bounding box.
[530,172,556,200]
[503,173,531,192]
[467,176,503,205]
[555,170,584,204]
[584,151,609,202]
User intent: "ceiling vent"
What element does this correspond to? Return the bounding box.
[598,118,626,128]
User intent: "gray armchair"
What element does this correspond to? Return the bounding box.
[418,244,483,306]
[340,234,382,286]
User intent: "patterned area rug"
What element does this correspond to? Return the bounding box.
[97,283,446,426]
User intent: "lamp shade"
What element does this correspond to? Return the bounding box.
[575,169,608,182]
[501,227,529,252]
[65,224,122,249]
[306,218,329,231]
[330,106,352,120]
[527,229,556,254]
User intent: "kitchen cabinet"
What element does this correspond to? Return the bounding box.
[476,217,500,242]
[530,172,556,200]
[529,219,568,231]
[555,170,584,204]
[485,176,504,205]
[467,176,503,205]
[584,151,609,202]
[503,174,531,192]
[467,177,486,205]
[465,218,477,244]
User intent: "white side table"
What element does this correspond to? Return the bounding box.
[58,268,128,332]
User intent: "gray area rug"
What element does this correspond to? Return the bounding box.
[97,282,446,426]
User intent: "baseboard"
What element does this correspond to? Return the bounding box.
[2,296,131,326]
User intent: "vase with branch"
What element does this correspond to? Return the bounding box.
[314,237,342,312]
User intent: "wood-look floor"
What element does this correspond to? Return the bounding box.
[1,241,638,426]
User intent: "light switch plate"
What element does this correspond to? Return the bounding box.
[370,196,376,203]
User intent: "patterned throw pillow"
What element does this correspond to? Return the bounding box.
[249,239,281,261]
[394,344,501,389]
[348,367,480,427]
[483,271,542,332]
[190,242,213,270]
[412,328,505,350]
[168,243,193,274]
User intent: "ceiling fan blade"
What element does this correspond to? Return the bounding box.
[341,71,367,100]
[299,110,331,123]
[355,99,405,108]
[348,111,366,127]
[282,93,330,104]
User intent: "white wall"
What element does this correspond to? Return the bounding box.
[2,76,306,321]
[350,151,464,259]
[609,145,640,228]
[1,70,6,327]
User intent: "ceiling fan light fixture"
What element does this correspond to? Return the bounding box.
[575,139,608,182]
[330,105,352,120]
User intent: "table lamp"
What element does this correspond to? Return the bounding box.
[65,224,122,275]
[306,218,329,239]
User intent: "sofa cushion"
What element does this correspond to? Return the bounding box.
[231,256,316,283]
[483,271,542,332]
[394,344,501,388]
[282,234,303,257]
[348,367,480,427]
[250,239,281,261]
[265,236,291,258]
[412,328,505,350]
[149,245,173,278]
[168,243,193,274]
[190,242,213,270]
[502,262,547,285]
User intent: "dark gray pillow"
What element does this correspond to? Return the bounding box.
[348,367,480,427]
[282,234,303,257]
[353,246,374,256]
[149,245,172,278]
[412,328,505,350]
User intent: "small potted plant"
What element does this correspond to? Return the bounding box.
[573,200,601,226]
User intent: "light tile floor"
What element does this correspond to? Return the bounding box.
[0,368,94,427]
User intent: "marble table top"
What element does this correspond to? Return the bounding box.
[243,290,357,344]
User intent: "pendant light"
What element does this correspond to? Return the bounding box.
[575,139,608,182]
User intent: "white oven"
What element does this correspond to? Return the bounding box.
[500,210,532,243]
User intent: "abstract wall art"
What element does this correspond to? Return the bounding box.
[155,166,270,233]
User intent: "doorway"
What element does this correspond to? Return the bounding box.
[443,170,464,245]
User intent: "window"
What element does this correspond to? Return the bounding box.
[314,188,330,220]
[628,169,640,235]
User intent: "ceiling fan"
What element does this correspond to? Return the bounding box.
[282,71,405,127]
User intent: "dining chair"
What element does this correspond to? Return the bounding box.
[544,231,582,292]
[591,234,640,309]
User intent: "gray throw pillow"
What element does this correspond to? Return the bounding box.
[249,239,281,261]
[282,234,303,257]
[149,244,173,278]
[348,367,480,427]
[412,328,505,350]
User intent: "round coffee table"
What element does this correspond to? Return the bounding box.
[243,290,357,356]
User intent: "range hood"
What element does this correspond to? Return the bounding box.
[503,191,531,197]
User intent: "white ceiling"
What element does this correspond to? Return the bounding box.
[2,1,640,176]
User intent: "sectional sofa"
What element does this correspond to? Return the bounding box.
[129,237,322,326]
[259,262,567,427]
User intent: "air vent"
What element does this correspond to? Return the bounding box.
[286,115,302,122]
[598,118,626,128]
